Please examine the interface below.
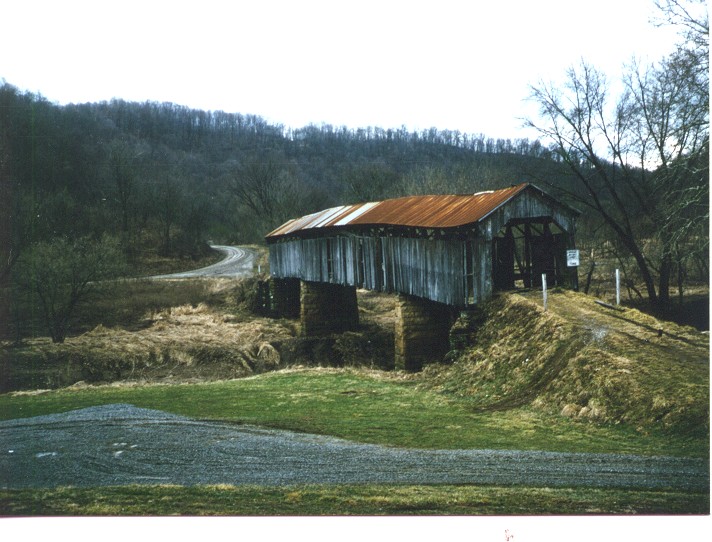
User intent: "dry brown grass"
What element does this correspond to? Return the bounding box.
[2,297,298,390]
[2,277,399,392]
[421,290,709,435]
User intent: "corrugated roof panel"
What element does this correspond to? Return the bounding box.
[281,213,320,234]
[266,206,336,237]
[323,203,368,226]
[307,205,349,228]
[348,184,527,228]
[265,218,297,238]
[332,201,381,226]
[290,207,341,231]
[266,183,531,238]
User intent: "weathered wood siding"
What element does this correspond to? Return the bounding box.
[480,189,576,241]
[269,235,473,306]
[382,237,466,305]
[471,237,491,304]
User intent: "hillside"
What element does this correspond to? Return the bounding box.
[1,81,565,255]
[422,289,709,438]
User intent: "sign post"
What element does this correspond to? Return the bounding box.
[542,273,548,311]
[615,269,620,306]
[566,249,580,291]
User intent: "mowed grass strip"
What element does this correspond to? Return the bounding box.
[1,484,708,516]
[0,368,705,457]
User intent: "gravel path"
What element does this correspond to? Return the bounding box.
[150,245,256,279]
[0,404,707,490]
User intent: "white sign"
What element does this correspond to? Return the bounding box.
[566,249,580,267]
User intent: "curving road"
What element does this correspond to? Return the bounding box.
[0,405,707,490]
[150,245,257,279]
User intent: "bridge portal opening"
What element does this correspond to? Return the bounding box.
[492,218,574,291]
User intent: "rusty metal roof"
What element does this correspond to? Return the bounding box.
[266,183,530,238]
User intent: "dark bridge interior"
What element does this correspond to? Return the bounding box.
[492,218,573,291]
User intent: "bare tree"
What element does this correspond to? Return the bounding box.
[654,0,709,53]
[153,174,183,256]
[527,1,708,309]
[342,162,400,202]
[15,235,125,343]
[228,153,325,239]
[230,154,284,225]
[108,139,139,234]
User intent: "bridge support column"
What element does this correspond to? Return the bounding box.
[300,281,359,336]
[395,294,456,372]
[255,278,301,317]
[270,278,301,318]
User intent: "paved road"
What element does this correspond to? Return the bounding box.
[0,405,707,490]
[150,245,257,279]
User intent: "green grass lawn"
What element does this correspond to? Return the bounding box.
[2,367,707,516]
[2,484,707,516]
[0,368,706,458]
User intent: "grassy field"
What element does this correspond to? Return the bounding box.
[0,368,706,457]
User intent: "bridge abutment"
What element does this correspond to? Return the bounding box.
[395,294,457,372]
[300,280,359,336]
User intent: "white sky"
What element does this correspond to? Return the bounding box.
[1,0,682,140]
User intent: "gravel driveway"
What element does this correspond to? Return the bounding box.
[150,245,256,279]
[0,404,707,490]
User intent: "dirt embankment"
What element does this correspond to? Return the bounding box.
[423,290,709,434]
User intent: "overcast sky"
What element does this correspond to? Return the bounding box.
[1,0,681,140]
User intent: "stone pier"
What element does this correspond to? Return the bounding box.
[300,280,359,336]
[255,278,301,317]
[270,277,301,318]
[395,294,457,372]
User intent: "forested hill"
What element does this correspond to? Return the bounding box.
[1,81,571,258]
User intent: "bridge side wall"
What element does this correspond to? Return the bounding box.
[269,236,473,307]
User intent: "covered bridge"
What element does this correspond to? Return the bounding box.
[265,182,579,370]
